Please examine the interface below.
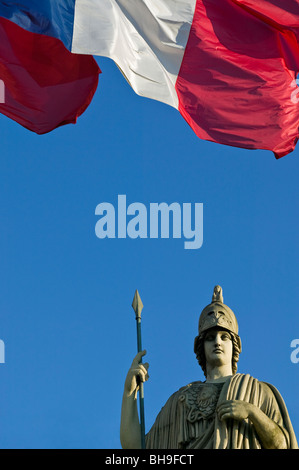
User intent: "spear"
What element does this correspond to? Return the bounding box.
[132,289,146,449]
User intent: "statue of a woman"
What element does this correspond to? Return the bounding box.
[120,286,298,449]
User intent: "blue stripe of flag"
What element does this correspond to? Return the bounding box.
[0,0,75,50]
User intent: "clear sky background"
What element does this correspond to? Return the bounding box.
[0,56,298,449]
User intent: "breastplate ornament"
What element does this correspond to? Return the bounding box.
[179,382,222,422]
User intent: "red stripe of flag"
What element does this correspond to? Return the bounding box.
[0,16,100,134]
[176,0,299,158]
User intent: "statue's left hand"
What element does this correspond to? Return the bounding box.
[217,399,287,449]
[217,400,254,421]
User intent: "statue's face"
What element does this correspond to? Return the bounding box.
[203,327,233,368]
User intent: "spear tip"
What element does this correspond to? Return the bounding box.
[132,290,144,319]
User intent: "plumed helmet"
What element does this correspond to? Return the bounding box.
[194,285,242,373]
[197,285,239,336]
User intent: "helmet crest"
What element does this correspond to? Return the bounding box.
[195,286,241,354]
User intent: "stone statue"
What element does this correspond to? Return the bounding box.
[120,286,298,449]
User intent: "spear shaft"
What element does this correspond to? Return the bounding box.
[132,290,146,449]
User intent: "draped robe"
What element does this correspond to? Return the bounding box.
[145,374,298,449]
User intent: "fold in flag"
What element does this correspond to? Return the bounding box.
[0,1,100,134]
[0,1,298,158]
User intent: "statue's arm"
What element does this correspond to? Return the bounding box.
[217,400,287,449]
[120,351,149,449]
[247,404,287,449]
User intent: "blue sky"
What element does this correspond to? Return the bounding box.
[0,56,298,449]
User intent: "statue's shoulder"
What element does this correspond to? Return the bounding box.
[176,380,204,393]
[166,381,205,402]
[158,381,204,413]
[163,381,204,401]
[232,373,279,399]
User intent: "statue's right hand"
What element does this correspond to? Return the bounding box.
[124,350,149,397]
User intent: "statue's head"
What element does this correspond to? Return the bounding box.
[194,286,242,377]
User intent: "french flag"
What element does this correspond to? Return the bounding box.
[0,1,298,158]
[0,1,100,134]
